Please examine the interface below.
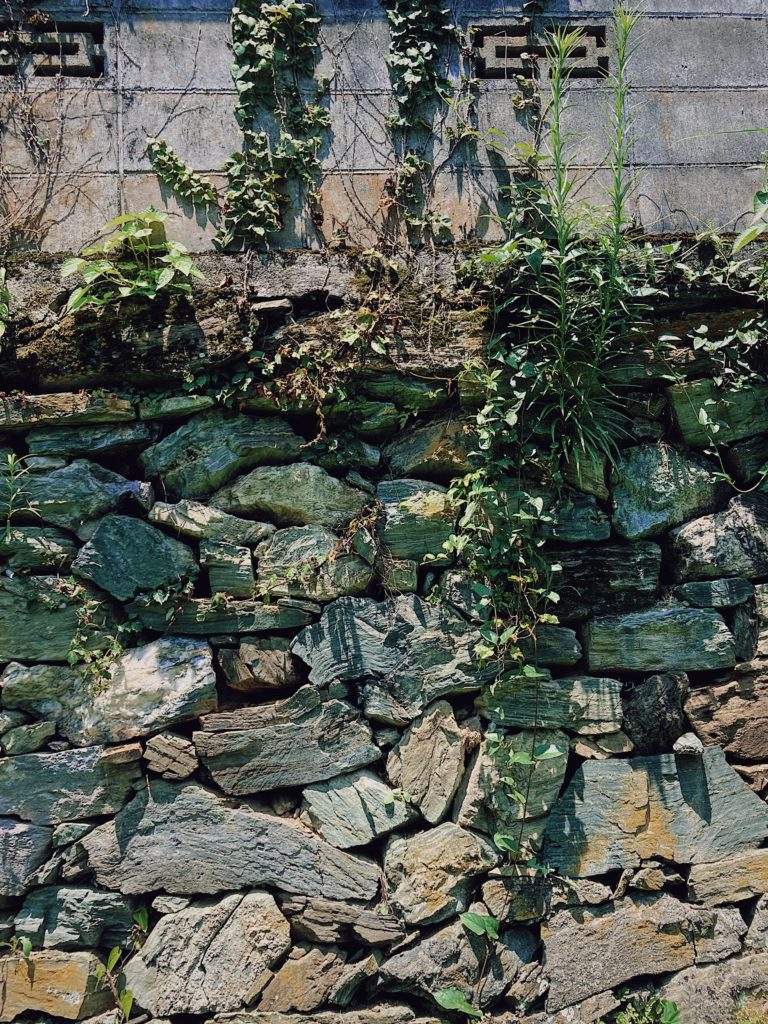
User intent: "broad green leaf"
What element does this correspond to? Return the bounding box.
[107,946,121,973]
[434,988,483,1018]
[460,911,499,940]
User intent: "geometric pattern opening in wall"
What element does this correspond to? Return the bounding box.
[0,20,105,77]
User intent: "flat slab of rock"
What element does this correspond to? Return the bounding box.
[384,419,472,481]
[542,894,726,1012]
[668,379,768,446]
[27,421,157,458]
[123,892,291,1015]
[207,1005,427,1024]
[552,542,661,621]
[660,953,768,1024]
[674,577,754,608]
[280,896,405,947]
[386,701,468,824]
[194,686,379,795]
[0,391,134,430]
[201,540,255,597]
[688,848,768,905]
[149,499,275,544]
[78,780,380,901]
[72,514,198,600]
[671,495,768,581]
[140,411,302,498]
[0,526,77,571]
[377,479,455,561]
[211,463,368,529]
[1,637,217,745]
[586,606,735,673]
[292,596,493,725]
[144,732,198,779]
[384,822,498,926]
[0,459,147,530]
[0,950,112,1021]
[259,944,349,1013]
[542,748,768,877]
[256,525,373,602]
[303,769,415,848]
[130,594,314,634]
[15,885,134,949]
[0,819,52,898]
[219,639,302,692]
[685,659,768,761]
[478,670,622,736]
[611,443,723,539]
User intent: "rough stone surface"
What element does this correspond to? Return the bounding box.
[384,823,498,926]
[130,595,314,635]
[668,379,768,447]
[143,732,199,780]
[218,639,302,692]
[123,892,291,1015]
[377,479,454,561]
[0,526,77,571]
[0,392,134,431]
[201,540,255,597]
[611,443,723,539]
[0,743,142,824]
[1,720,55,754]
[27,421,158,458]
[78,780,380,901]
[688,848,768,905]
[211,463,368,529]
[0,951,111,1021]
[72,514,198,600]
[542,748,768,877]
[478,670,622,736]
[674,577,755,608]
[384,419,471,481]
[622,672,690,754]
[586,606,736,672]
[256,526,374,601]
[386,701,468,824]
[148,499,275,544]
[1,638,217,745]
[292,596,493,724]
[548,542,661,621]
[660,954,768,1024]
[0,819,52,898]
[279,896,405,948]
[671,494,768,581]
[140,412,303,498]
[303,769,415,848]
[685,660,768,761]
[194,686,379,795]
[259,945,348,1013]
[15,886,134,949]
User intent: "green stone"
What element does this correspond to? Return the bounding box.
[359,373,448,411]
[384,420,472,482]
[478,670,622,735]
[138,395,216,420]
[129,595,314,635]
[377,479,455,563]
[0,527,77,571]
[26,422,158,459]
[668,379,768,447]
[256,525,373,602]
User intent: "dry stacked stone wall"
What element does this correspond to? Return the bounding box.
[0,256,767,1024]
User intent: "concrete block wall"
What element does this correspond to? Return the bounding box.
[2,0,768,250]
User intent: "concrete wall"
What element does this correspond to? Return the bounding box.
[2,0,767,250]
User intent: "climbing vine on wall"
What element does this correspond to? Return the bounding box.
[146,139,219,208]
[219,0,329,248]
[382,0,454,128]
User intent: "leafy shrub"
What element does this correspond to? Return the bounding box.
[61,209,203,313]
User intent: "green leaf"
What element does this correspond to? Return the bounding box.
[132,907,149,932]
[434,988,483,1018]
[107,946,121,973]
[65,287,93,313]
[19,937,32,959]
[660,1000,680,1024]
[460,911,499,940]
[156,267,175,289]
[733,221,768,254]
[119,988,134,1020]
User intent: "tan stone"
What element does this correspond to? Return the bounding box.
[688,849,768,905]
[0,951,111,1021]
[685,660,768,761]
[0,393,134,431]
[259,946,348,1013]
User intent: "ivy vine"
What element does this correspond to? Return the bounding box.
[146,139,219,208]
[382,0,454,128]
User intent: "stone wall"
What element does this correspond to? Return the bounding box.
[1,257,768,1024]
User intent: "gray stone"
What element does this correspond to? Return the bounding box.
[384,419,472,482]
[380,912,537,1006]
[551,542,662,621]
[26,421,158,458]
[140,412,302,499]
[208,1007,423,1024]
[542,748,768,877]
[0,575,112,663]
[77,780,380,901]
[130,594,314,634]
[201,540,255,597]
[747,894,768,950]
[673,730,705,756]
[0,710,27,734]
[622,672,690,754]
[660,954,768,1024]
[518,625,581,667]
[0,819,52,898]
[0,459,147,530]
[668,379,768,447]
[611,443,723,539]
[152,895,190,914]
[688,848,768,905]
[291,596,494,725]
[303,769,415,849]
[259,944,349,1013]
[478,669,622,735]
[0,743,142,824]
[329,952,380,1007]
[51,823,93,849]
[1,638,217,745]
[377,479,455,562]
[123,892,291,1016]
[384,823,499,926]
[211,463,368,529]
[696,906,747,964]
[0,392,134,431]
[303,435,381,473]
[671,494,768,581]
[14,885,134,949]
[732,603,759,661]
[453,731,569,833]
[138,394,216,420]
[482,873,612,924]
[148,499,275,544]
[543,894,730,1012]
[685,661,768,761]
[218,639,302,692]
[256,526,373,601]
[547,491,611,543]
[386,701,468,824]
[1,721,55,755]
[279,896,405,948]
[0,527,77,571]
[72,514,198,600]
[143,732,198,780]
[585,606,735,672]
[194,686,379,795]
[674,577,755,607]
[729,433,768,486]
